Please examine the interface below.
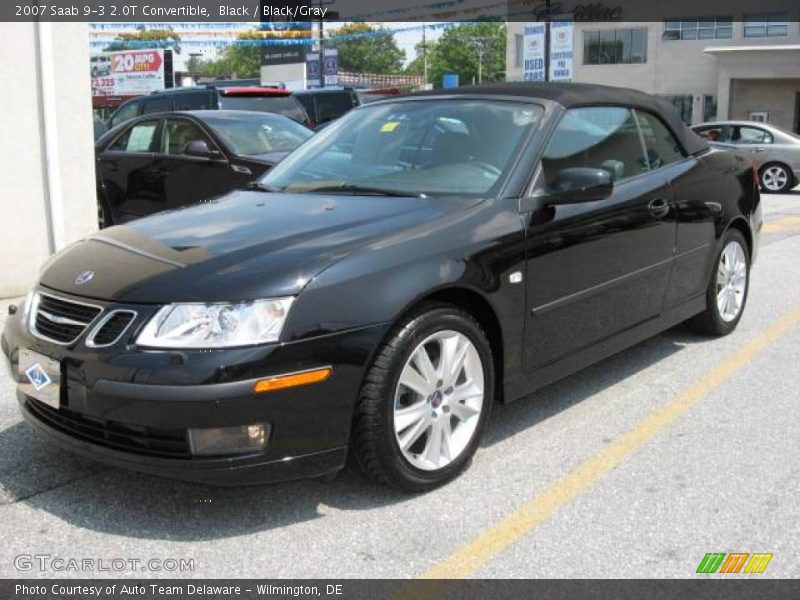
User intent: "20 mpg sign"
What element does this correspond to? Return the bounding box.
[91,48,171,97]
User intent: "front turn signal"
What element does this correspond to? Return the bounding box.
[253,367,333,393]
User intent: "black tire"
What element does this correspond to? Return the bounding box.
[352,303,494,492]
[687,228,750,336]
[759,162,794,194]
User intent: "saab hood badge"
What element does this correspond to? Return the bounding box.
[74,270,95,286]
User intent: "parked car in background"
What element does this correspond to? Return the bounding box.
[95,110,312,227]
[693,121,800,193]
[92,114,108,140]
[89,54,110,77]
[356,88,403,104]
[107,85,313,130]
[294,88,360,127]
[5,84,760,491]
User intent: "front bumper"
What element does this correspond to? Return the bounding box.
[3,297,388,485]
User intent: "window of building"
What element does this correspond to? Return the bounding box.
[658,94,693,125]
[635,110,685,169]
[514,33,524,68]
[744,13,790,38]
[663,17,733,40]
[703,95,717,123]
[583,28,647,65]
[542,107,648,184]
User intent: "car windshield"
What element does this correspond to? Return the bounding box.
[260,99,543,197]
[201,112,313,156]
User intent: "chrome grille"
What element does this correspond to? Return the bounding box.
[86,310,137,348]
[30,293,102,345]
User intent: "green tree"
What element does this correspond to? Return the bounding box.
[331,23,405,74]
[105,26,181,54]
[414,22,506,87]
[192,31,264,79]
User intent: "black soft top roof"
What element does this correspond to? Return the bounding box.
[411,82,709,156]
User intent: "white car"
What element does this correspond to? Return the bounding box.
[693,121,800,193]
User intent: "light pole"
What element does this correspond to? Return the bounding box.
[462,36,491,84]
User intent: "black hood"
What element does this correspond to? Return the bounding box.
[38,190,476,304]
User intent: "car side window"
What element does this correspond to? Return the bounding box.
[635,110,685,169]
[733,126,773,144]
[109,102,141,129]
[695,125,725,143]
[160,119,214,156]
[142,96,174,115]
[108,121,160,153]
[541,106,648,185]
[174,92,214,111]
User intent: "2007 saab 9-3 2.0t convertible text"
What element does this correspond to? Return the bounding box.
[3,84,761,491]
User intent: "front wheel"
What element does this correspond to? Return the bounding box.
[352,304,494,491]
[687,229,750,336]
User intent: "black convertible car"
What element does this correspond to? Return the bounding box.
[3,83,761,491]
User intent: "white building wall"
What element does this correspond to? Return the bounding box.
[507,15,800,124]
[0,23,97,297]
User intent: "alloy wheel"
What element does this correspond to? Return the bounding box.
[393,330,484,471]
[761,165,789,192]
[716,240,747,322]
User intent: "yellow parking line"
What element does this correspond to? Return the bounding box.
[420,305,800,580]
[762,215,800,234]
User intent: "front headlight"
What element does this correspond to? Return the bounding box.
[136,298,294,349]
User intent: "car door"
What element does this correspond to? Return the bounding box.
[150,117,236,211]
[522,106,676,370]
[635,109,716,307]
[96,118,162,222]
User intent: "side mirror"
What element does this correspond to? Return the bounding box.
[184,140,221,159]
[545,167,613,205]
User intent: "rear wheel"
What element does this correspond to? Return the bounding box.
[760,163,793,193]
[352,304,494,491]
[687,229,749,336]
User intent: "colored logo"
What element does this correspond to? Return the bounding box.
[696,552,773,574]
[74,270,95,285]
[25,363,51,391]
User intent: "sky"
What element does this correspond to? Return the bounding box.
[327,22,448,65]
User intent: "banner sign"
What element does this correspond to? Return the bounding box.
[323,47,339,87]
[260,21,312,65]
[522,23,545,82]
[549,17,574,81]
[306,52,321,88]
[90,48,168,96]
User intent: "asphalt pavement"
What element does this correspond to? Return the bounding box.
[0,188,798,579]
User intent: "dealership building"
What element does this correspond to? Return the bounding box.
[506,7,800,131]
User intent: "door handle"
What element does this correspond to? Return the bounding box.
[648,197,670,218]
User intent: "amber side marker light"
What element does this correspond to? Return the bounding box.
[253,367,333,393]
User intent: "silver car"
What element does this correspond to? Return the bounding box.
[692,121,800,193]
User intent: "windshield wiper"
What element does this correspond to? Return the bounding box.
[245,182,284,193]
[296,184,426,198]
